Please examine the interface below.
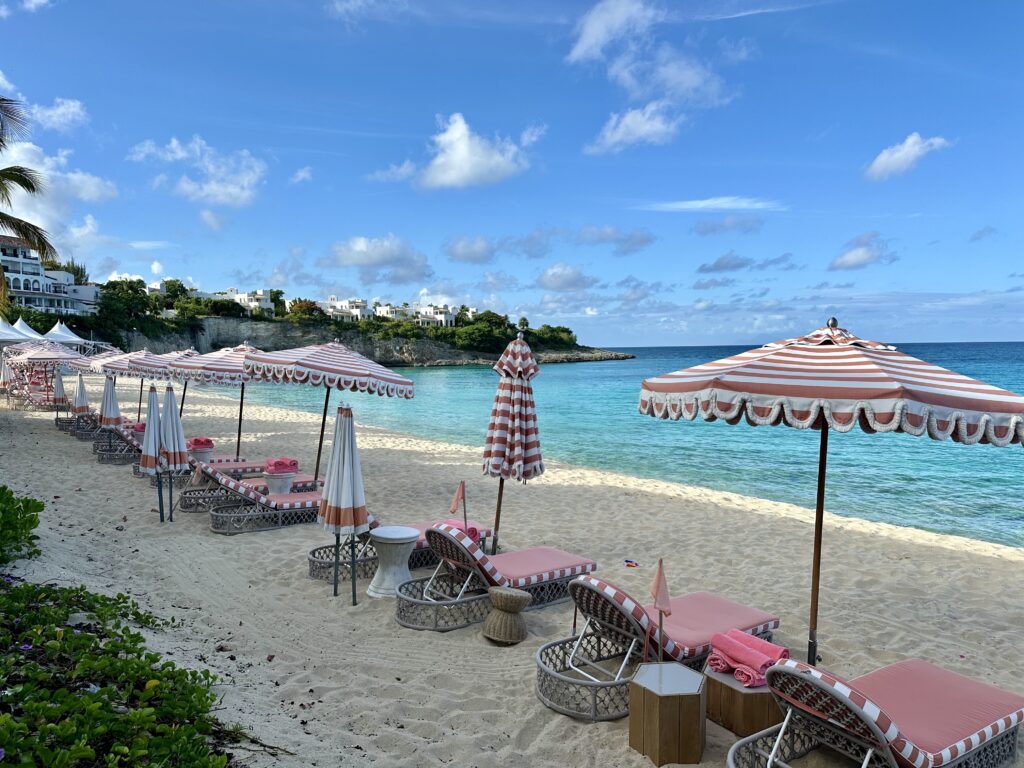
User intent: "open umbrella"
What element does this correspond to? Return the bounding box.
[170,343,259,458]
[69,349,123,372]
[639,318,1024,664]
[160,385,189,522]
[319,404,370,604]
[133,349,198,415]
[483,332,544,554]
[139,385,165,522]
[101,349,166,422]
[242,340,414,481]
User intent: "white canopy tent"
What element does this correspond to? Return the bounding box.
[12,318,45,340]
[44,321,89,347]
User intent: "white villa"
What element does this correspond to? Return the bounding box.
[192,287,275,315]
[320,296,375,323]
[0,236,99,316]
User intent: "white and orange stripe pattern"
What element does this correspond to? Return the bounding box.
[242,340,414,398]
[640,322,1024,446]
[71,374,90,415]
[483,333,544,481]
[318,405,370,534]
[160,386,189,472]
[52,374,67,408]
[139,385,162,475]
[98,376,122,428]
[170,343,259,385]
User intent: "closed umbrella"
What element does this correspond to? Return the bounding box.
[52,374,67,420]
[243,340,414,481]
[0,360,13,392]
[71,373,90,415]
[483,332,544,554]
[139,385,165,522]
[319,405,370,604]
[98,376,122,429]
[159,385,189,522]
[639,318,1024,664]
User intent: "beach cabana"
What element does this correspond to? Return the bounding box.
[639,318,1024,664]
[482,333,544,554]
[242,340,414,480]
[170,343,260,458]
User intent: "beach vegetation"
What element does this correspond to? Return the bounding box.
[285,297,326,322]
[0,96,57,262]
[0,486,42,566]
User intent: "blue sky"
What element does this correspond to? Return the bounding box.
[2,0,1022,346]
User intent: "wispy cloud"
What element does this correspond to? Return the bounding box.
[289,166,313,184]
[318,234,433,284]
[576,224,655,255]
[638,196,785,212]
[829,231,897,270]
[968,225,996,243]
[29,98,89,132]
[691,215,763,235]
[865,132,951,181]
[697,250,753,273]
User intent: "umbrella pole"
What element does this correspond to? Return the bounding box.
[167,471,174,523]
[333,532,341,597]
[659,613,664,662]
[156,472,165,523]
[314,388,330,483]
[807,424,829,664]
[491,477,505,555]
[137,378,144,422]
[350,535,358,607]
[236,383,245,458]
[179,380,187,417]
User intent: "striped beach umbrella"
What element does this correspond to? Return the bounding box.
[483,332,544,554]
[98,376,122,428]
[639,318,1024,663]
[171,343,259,458]
[52,374,67,410]
[0,359,13,391]
[319,404,370,603]
[101,349,167,422]
[69,349,122,372]
[243,340,414,480]
[160,385,189,521]
[133,349,199,415]
[139,385,166,522]
[71,373,90,415]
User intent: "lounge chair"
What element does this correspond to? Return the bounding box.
[535,575,781,721]
[93,423,142,465]
[205,468,321,534]
[395,523,597,633]
[728,658,1024,768]
[307,517,494,582]
[177,458,294,511]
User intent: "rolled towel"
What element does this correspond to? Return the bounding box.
[187,437,215,450]
[710,632,774,677]
[733,664,767,688]
[440,518,479,543]
[133,422,147,432]
[725,628,789,661]
[707,649,738,673]
[265,457,299,474]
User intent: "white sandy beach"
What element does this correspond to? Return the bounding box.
[2,376,1022,767]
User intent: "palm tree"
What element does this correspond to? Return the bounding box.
[0,97,56,259]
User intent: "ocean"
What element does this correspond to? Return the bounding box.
[241,342,1024,548]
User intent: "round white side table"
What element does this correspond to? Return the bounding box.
[262,471,295,495]
[366,525,420,598]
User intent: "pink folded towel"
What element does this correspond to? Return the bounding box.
[707,650,737,673]
[133,422,147,432]
[440,518,479,543]
[733,665,766,688]
[188,437,215,450]
[725,628,789,661]
[265,457,299,474]
[709,630,789,688]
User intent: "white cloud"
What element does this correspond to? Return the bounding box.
[446,235,496,264]
[536,263,599,292]
[289,165,313,184]
[150,260,164,276]
[567,0,662,63]
[29,98,89,132]
[420,113,532,188]
[829,232,897,270]
[638,196,785,212]
[577,224,655,255]
[501,227,559,259]
[609,45,724,105]
[718,37,757,64]
[129,240,172,251]
[199,209,224,231]
[865,132,951,181]
[320,234,433,284]
[326,0,409,24]
[22,0,50,10]
[367,159,417,182]
[520,123,547,147]
[697,250,755,273]
[478,271,520,292]
[693,277,737,290]
[127,135,267,207]
[585,100,680,154]
[0,70,15,92]
[0,5,10,19]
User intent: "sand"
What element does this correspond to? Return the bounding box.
[2,375,1022,767]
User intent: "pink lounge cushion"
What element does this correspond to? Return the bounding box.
[410,519,492,550]
[644,592,781,659]
[263,490,323,509]
[240,473,316,492]
[489,546,597,586]
[851,659,1024,767]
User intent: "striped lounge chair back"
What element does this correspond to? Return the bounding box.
[425,524,510,588]
[569,576,653,653]
[767,659,904,768]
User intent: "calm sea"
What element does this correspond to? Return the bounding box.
[241,342,1024,548]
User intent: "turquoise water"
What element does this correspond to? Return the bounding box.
[241,343,1024,548]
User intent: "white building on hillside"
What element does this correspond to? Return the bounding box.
[321,296,374,323]
[0,236,97,315]
[414,303,456,327]
[374,303,412,320]
[216,287,275,315]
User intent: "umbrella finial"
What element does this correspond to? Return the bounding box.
[827,317,838,329]
[517,331,524,341]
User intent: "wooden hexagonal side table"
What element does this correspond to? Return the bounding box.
[628,662,705,765]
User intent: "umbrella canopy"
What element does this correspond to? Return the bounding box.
[71,373,90,415]
[482,333,544,553]
[9,342,84,368]
[12,318,45,340]
[68,349,123,372]
[159,385,189,472]
[53,374,67,408]
[100,350,160,376]
[98,376,122,428]
[0,316,30,342]
[243,340,414,480]
[639,318,1024,663]
[139,385,162,475]
[132,348,198,380]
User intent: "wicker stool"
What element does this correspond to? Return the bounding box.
[482,587,530,644]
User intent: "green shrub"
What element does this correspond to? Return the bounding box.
[0,486,42,566]
[0,582,229,767]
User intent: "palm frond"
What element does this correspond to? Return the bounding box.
[0,211,58,261]
[0,165,46,207]
[0,97,30,148]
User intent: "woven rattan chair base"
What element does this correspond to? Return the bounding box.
[209,500,318,535]
[307,543,440,582]
[55,416,75,431]
[96,448,139,465]
[177,487,230,513]
[148,471,192,489]
[395,572,574,633]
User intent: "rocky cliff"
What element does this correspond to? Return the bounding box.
[123,317,633,366]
